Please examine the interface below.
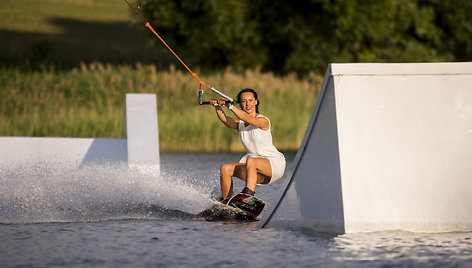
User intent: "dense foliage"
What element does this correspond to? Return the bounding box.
[140,0,472,76]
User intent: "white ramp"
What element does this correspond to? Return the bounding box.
[0,93,159,172]
[259,62,472,233]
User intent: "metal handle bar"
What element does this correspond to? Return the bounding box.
[199,89,234,105]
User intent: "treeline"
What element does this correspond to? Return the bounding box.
[139,0,472,76]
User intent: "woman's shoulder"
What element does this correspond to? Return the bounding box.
[256,114,271,130]
[256,114,269,119]
[256,114,270,123]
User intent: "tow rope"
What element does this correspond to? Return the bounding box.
[122,0,234,104]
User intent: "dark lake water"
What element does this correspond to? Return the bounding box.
[1,153,471,267]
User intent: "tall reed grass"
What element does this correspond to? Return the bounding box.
[0,63,322,152]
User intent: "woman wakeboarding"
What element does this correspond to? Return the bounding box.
[210,88,286,200]
[122,0,279,217]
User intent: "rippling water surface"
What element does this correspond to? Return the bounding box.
[1,153,471,267]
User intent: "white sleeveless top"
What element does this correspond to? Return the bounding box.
[238,115,286,183]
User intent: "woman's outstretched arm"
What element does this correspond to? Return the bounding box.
[211,100,239,129]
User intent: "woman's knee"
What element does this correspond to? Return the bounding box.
[220,163,234,176]
[246,158,272,177]
[246,158,257,169]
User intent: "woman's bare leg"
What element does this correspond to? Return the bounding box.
[220,163,245,199]
[245,157,272,191]
[220,158,272,199]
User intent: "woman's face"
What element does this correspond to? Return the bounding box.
[239,92,257,114]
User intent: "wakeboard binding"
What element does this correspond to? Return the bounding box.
[198,193,265,221]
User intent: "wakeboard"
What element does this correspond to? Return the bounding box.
[198,193,265,221]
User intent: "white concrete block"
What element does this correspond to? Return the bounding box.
[124,93,160,172]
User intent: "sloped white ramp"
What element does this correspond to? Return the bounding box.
[259,62,472,233]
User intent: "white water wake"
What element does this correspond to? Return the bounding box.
[0,162,215,224]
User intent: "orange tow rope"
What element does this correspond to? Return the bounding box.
[123,0,211,90]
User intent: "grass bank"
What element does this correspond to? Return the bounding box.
[0,0,167,67]
[0,64,322,152]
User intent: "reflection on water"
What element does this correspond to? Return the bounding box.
[331,231,472,264]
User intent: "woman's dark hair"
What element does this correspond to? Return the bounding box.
[236,88,260,113]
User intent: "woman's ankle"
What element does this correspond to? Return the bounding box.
[241,187,255,196]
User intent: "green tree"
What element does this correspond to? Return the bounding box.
[429,0,472,61]
[137,0,471,76]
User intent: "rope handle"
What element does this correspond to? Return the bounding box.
[144,22,211,90]
[123,0,211,90]
[122,0,238,105]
